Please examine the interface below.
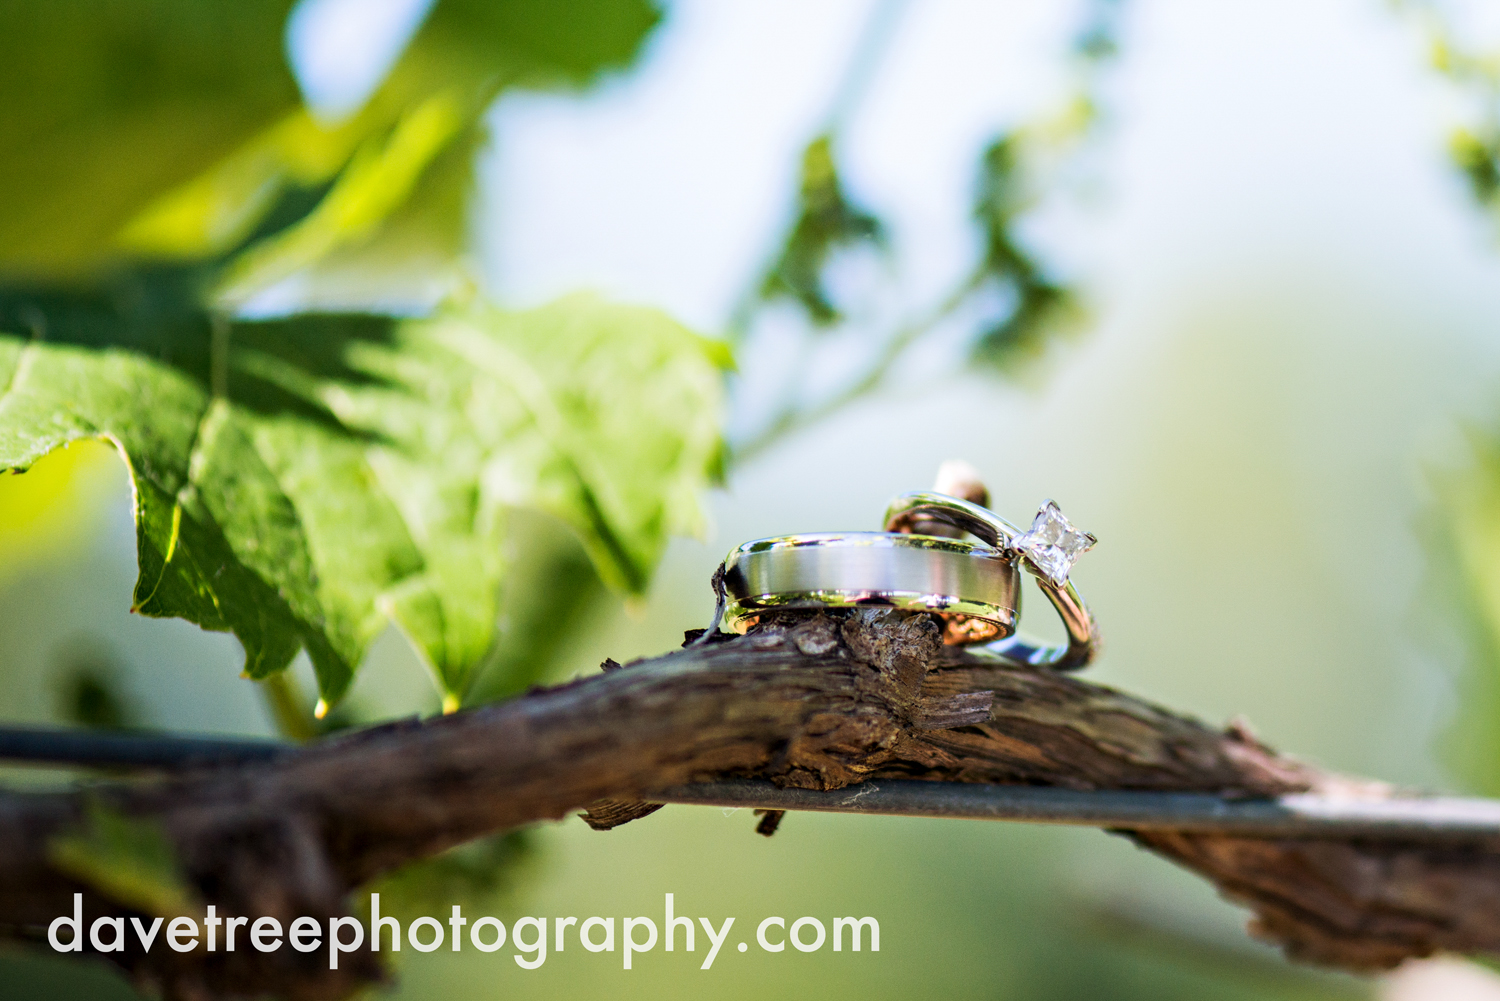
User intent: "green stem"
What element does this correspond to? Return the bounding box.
[724,0,910,345]
[824,0,910,134]
[259,672,317,743]
[731,274,979,463]
[209,312,230,400]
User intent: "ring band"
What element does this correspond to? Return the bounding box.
[719,533,1019,645]
[883,492,1097,671]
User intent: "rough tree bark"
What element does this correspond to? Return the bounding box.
[0,608,1493,999]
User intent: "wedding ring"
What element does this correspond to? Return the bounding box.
[884,492,1097,671]
[718,533,1019,645]
[704,491,1099,672]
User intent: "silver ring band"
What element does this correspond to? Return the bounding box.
[719,533,1019,645]
[883,492,1097,671]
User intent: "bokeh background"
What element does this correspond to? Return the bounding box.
[8,0,1500,998]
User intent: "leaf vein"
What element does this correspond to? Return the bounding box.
[0,338,39,414]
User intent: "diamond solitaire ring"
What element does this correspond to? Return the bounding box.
[883,492,1097,670]
[708,491,1098,671]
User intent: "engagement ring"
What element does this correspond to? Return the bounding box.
[884,492,1097,670]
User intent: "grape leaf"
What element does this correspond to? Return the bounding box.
[463,509,607,706]
[0,287,726,707]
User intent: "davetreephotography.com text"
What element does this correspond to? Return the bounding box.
[48,893,879,971]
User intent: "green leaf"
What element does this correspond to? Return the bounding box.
[0,285,726,707]
[757,134,886,327]
[54,640,141,732]
[49,800,198,918]
[212,91,475,309]
[114,108,368,261]
[0,0,303,278]
[406,294,730,594]
[392,0,662,93]
[1450,128,1500,209]
[967,134,1083,368]
[211,0,663,308]
[464,509,608,706]
[1,0,661,291]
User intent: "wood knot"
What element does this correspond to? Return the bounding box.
[788,616,841,656]
[840,609,943,697]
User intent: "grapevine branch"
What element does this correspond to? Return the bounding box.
[1,608,1498,1000]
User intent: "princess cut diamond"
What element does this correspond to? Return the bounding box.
[1013,500,1096,587]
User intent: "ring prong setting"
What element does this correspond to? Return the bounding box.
[1013,500,1096,587]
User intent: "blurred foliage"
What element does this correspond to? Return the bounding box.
[59,672,133,733]
[1403,2,1500,218]
[0,949,142,1001]
[352,827,536,990]
[47,800,198,918]
[52,641,140,732]
[0,0,302,278]
[363,830,534,924]
[1430,432,1500,795]
[1452,126,1500,205]
[967,135,1083,368]
[1071,901,1368,1001]
[966,0,1118,369]
[756,134,886,328]
[732,0,1120,457]
[0,0,659,297]
[1404,5,1500,794]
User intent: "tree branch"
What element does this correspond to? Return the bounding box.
[1,608,1495,999]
